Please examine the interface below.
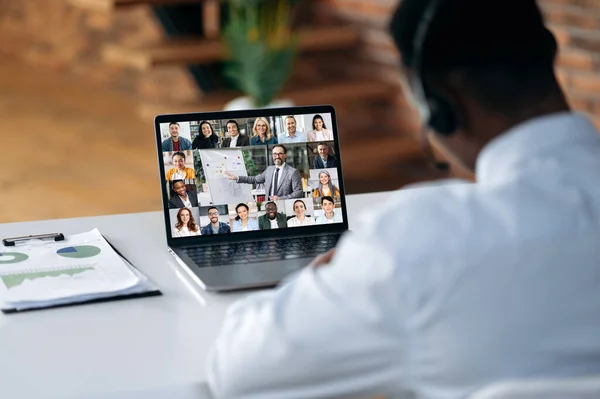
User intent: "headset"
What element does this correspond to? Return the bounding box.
[410,0,559,138]
[410,0,458,137]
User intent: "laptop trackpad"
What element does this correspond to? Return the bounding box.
[194,258,309,291]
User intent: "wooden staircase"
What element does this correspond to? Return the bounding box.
[67,0,396,117]
[65,0,441,190]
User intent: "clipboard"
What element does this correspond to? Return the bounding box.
[0,232,162,314]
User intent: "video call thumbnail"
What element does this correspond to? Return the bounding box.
[159,112,344,239]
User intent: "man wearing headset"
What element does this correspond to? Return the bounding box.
[205,1,600,398]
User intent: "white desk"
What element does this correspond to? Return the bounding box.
[0,191,392,399]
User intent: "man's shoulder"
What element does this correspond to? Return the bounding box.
[360,179,478,260]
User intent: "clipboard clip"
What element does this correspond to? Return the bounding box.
[2,233,65,246]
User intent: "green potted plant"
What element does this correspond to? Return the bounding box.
[222,0,300,110]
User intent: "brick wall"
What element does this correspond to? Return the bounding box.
[318,0,600,136]
[542,0,600,129]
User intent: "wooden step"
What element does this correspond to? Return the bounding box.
[67,0,209,12]
[137,79,394,119]
[102,26,360,71]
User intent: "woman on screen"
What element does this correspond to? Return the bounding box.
[307,114,333,142]
[192,121,219,149]
[312,170,341,198]
[250,117,278,146]
[166,151,196,180]
[231,203,259,232]
[172,207,201,237]
[287,199,315,227]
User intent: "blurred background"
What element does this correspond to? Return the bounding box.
[0,0,598,223]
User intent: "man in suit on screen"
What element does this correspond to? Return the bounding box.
[225,144,303,200]
[313,142,337,169]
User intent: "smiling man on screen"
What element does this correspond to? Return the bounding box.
[205,1,600,398]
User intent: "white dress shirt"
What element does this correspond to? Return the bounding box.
[171,226,200,237]
[287,215,315,227]
[229,135,239,148]
[206,112,600,399]
[179,195,192,209]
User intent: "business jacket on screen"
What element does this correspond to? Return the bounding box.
[221,134,250,148]
[307,128,333,142]
[169,190,199,209]
[162,137,192,151]
[237,164,303,199]
[313,155,338,169]
[258,213,288,230]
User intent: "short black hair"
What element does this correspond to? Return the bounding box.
[321,196,334,205]
[389,0,559,113]
[226,120,239,130]
[169,122,180,127]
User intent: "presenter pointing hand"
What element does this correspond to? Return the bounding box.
[224,171,237,180]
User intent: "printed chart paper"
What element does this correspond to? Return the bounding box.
[0,229,140,304]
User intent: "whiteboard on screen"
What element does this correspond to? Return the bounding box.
[199,150,253,204]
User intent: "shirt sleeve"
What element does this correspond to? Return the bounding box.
[205,229,410,399]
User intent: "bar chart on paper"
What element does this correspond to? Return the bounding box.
[0,229,142,306]
[1,267,94,289]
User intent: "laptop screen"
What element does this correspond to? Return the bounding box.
[156,106,348,243]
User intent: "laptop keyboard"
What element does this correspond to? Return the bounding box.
[182,233,343,268]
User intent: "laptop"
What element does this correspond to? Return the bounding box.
[154,105,349,291]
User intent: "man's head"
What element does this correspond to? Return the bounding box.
[226,120,240,137]
[389,0,569,172]
[207,207,220,224]
[265,202,278,220]
[285,116,296,135]
[169,122,180,139]
[272,145,288,166]
[317,143,329,159]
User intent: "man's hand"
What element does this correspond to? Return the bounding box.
[270,195,280,201]
[224,171,237,180]
[308,248,336,268]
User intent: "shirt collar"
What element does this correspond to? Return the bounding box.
[476,111,599,185]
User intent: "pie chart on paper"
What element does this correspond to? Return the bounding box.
[0,252,29,264]
[56,245,101,259]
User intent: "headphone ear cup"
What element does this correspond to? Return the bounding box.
[425,89,459,136]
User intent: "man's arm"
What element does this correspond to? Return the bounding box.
[205,230,408,399]
[228,169,267,185]
[279,168,303,199]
